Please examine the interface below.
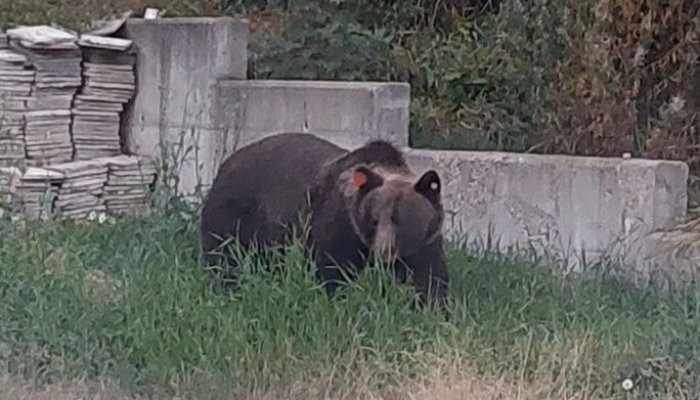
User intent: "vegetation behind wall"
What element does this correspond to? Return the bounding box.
[2,0,699,174]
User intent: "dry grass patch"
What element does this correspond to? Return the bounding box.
[228,362,594,400]
[0,376,134,400]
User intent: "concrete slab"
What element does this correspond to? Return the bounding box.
[214,80,410,150]
[144,126,231,202]
[125,77,410,198]
[627,219,700,291]
[119,17,249,163]
[138,79,410,198]
[404,148,689,270]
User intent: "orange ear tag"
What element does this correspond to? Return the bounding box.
[351,170,367,187]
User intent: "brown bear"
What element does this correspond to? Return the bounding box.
[200,133,449,312]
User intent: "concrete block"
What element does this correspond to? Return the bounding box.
[131,126,227,201]
[627,221,700,291]
[404,148,689,267]
[127,78,409,198]
[119,17,249,166]
[214,80,410,150]
[147,79,410,198]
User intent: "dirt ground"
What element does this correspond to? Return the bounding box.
[0,367,583,400]
[0,376,134,400]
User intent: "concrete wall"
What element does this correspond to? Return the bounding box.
[405,148,688,268]
[119,17,249,198]
[633,220,700,290]
[118,18,410,198]
[200,80,410,196]
[214,80,410,151]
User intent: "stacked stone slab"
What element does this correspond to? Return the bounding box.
[1,155,156,221]
[0,167,18,211]
[0,49,33,169]
[102,155,157,213]
[48,159,110,219]
[6,26,82,167]
[73,35,136,160]
[0,24,160,222]
[0,166,64,220]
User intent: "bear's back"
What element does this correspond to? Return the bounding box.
[201,133,348,259]
[210,133,346,199]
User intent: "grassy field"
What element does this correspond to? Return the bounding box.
[0,211,698,399]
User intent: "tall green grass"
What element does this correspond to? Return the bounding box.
[0,212,698,399]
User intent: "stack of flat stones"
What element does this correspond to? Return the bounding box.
[72,35,136,160]
[102,155,156,213]
[0,167,18,212]
[6,25,82,166]
[0,48,33,169]
[0,166,64,220]
[49,159,109,219]
[0,23,158,222]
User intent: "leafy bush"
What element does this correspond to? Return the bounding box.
[526,0,700,164]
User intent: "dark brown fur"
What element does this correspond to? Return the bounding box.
[200,133,449,311]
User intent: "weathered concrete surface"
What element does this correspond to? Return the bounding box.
[404,148,689,270]
[151,79,410,198]
[214,80,410,150]
[119,17,248,198]
[627,219,700,291]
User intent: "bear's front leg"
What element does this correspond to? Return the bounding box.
[314,263,356,298]
[400,237,450,318]
[309,222,369,299]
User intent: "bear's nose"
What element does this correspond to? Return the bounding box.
[373,219,397,263]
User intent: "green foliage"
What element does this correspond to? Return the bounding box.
[240,0,700,174]
[0,0,220,31]
[4,0,697,171]
[239,0,566,151]
[0,212,699,398]
[247,7,398,81]
[2,0,698,173]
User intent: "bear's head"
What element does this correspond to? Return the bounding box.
[341,164,444,263]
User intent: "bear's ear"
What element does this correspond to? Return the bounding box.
[414,170,441,204]
[350,166,384,194]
